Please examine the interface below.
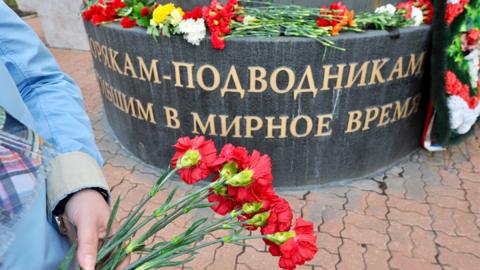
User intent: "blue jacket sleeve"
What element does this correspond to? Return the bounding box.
[0,1,103,165]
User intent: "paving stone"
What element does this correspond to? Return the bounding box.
[436,231,480,257]
[363,244,390,270]
[318,208,346,237]
[388,208,432,230]
[427,194,470,213]
[438,169,462,189]
[452,210,480,240]
[344,211,388,234]
[430,205,457,236]
[315,232,342,254]
[387,221,414,257]
[345,189,369,214]
[389,252,442,270]
[387,196,429,216]
[410,227,437,263]
[384,176,407,198]
[307,248,339,269]
[438,247,480,270]
[337,239,366,270]
[341,224,389,250]
[365,192,388,220]
[237,247,279,270]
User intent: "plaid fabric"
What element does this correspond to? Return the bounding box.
[0,106,42,224]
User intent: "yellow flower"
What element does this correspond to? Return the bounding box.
[170,7,184,26]
[151,3,176,25]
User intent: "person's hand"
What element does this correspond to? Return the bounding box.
[63,189,129,270]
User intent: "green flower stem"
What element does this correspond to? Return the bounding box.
[97,168,178,262]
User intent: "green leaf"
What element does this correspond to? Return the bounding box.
[162,25,171,37]
[56,242,77,270]
[133,2,145,17]
[104,196,121,247]
[137,17,150,28]
[117,7,133,17]
[185,217,208,235]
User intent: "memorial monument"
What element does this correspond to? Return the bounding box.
[84,0,431,186]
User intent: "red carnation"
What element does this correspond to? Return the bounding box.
[184,6,203,20]
[445,0,469,25]
[216,144,250,172]
[120,17,137,28]
[467,28,479,46]
[140,6,150,17]
[445,70,479,109]
[267,218,318,270]
[171,136,218,184]
[261,197,293,235]
[226,150,274,204]
[208,193,236,215]
[210,32,226,50]
[396,2,413,19]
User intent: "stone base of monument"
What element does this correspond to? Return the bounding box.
[85,22,430,187]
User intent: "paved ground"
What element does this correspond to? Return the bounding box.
[27,17,480,270]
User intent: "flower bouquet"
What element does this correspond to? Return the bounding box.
[82,0,433,50]
[58,136,318,270]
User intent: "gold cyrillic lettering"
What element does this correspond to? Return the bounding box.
[368,58,389,85]
[172,62,195,88]
[136,100,157,124]
[196,64,220,91]
[290,115,313,137]
[221,66,245,98]
[363,107,380,130]
[164,107,180,129]
[377,103,393,127]
[219,115,242,138]
[316,114,333,136]
[270,67,295,94]
[345,110,363,133]
[345,62,369,88]
[108,48,123,74]
[137,56,160,83]
[191,112,217,135]
[265,116,288,139]
[294,66,318,100]
[123,53,138,78]
[244,116,263,138]
[321,64,346,90]
[248,66,268,93]
[388,57,404,81]
[404,52,425,77]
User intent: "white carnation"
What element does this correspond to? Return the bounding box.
[375,4,396,16]
[178,19,206,46]
[411,6,424,26]
[447,0,460,4]
[448,95,480,134]
[465,49,479,88]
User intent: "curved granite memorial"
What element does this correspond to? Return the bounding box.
[84,0,431,187]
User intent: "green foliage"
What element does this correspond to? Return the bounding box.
[5,0,18,9]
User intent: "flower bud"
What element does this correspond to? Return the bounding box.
[153,207,165,217]
[213,185,228,196]
[227,169,254,187]
[220,162,238,180]
[222,235,233,243]
[246,212,270,227]
[242,201,264,215]
[125,239,144,254]
[222,224,233,230]
[177,149,200,169]
[266,231,297,245]
[230,209,242,218]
